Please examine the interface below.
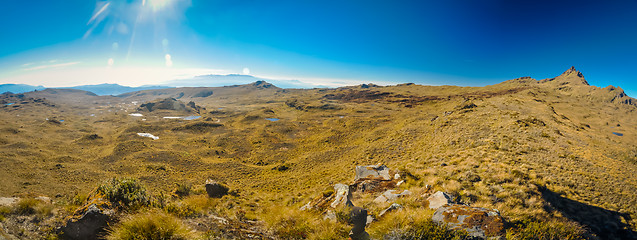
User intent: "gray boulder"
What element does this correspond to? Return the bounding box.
[58,203,114,240]
[432,204,505,239]
[355,164,391,181]
[205,179,229,198]
[426,191,454,209]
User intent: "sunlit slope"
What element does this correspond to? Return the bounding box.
[0,68,635,233]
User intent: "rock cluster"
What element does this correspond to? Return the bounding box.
[432,204,505,239]
[302,164,507,240]
[302,164,405,240]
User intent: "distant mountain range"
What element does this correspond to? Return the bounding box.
[0,84,46,94]
[0,74,325,96]
[164,74,326,89]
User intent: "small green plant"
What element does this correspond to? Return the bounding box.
[14,198,39,215]
[174,182,192,198]
[96,178,149,210]
[106,212,194,240]
[0,205,10,221]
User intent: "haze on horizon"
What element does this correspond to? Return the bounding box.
[0,0,636,96]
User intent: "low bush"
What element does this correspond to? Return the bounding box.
[96,178,149,210]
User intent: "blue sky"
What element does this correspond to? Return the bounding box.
[0,0,636,96]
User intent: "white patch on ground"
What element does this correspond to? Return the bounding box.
[137,133,159,140]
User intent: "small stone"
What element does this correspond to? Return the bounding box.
[379,203,403,217]
[323,210,337,221]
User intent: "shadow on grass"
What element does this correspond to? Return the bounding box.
[538,186,636,240]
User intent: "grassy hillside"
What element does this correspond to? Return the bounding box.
[0,69,635,239]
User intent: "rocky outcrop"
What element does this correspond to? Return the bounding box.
[138,98,204,113]
[355,164,391,181]
[432,204,505,239]
[205,180,229,198]
[426,191,454,209]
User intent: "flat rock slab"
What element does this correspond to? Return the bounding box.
[373,189,411,204]
[355,164,391,181]
[432,204,505,239]
[0,197,19,206]
[426,191,454,209]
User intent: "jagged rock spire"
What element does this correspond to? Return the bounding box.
[561,66,584,77]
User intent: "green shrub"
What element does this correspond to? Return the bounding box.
[506,220,586,240]
[96,178,149,210]
[107,212,194,240]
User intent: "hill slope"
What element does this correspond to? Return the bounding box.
[0,68,635,239]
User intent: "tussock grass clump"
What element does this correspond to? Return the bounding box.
[14,198,38,215]
[506,219,587,240]
[262,206,348,239]
[174,182,192,198]
[96,178,149,210]
[382,220,469,240]
[107,211,195,240]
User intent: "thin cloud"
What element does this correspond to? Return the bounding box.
[24,62,81,71]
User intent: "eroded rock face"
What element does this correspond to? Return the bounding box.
[205,180,229,198]
[426,191,454,209]
[355,164,391,181]
[432,204,505,239]
[331,184,353,208]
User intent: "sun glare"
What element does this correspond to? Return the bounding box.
[147,0,172,11]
